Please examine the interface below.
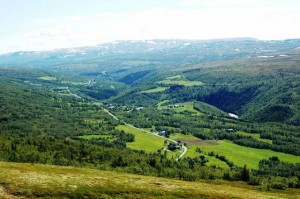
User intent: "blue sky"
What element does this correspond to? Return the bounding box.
[1,0,300,53]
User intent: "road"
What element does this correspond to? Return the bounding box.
[103,108,188,161]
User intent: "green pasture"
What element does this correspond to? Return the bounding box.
[237,131,273,144]
[141,87,168,93]
[199,140,300,169]
[116,125,165,152]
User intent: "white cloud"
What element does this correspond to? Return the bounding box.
[69,16,84,23]
[2,2,300,53]
[96,12,120,17]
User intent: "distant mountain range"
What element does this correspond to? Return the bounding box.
[1,38,300,69]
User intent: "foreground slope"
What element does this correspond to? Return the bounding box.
[0,162,299,199]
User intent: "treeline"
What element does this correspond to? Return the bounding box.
[0,135,239,182]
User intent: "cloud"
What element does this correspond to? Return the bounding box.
[28,26,72,38]
[96,12,120,18]
[69,16,84,23]
[3,2,300,52]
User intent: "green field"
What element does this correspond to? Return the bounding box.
[169,133,300,169]
[1,162,298,199]
[116,125,165,152]
[237,131,273,144]
[117,125,183,159]
[158,75,204,86]
[170,133,229,168]
[158,79,204,86]
[157,100,170,109]
[141,87,168,93]
[170,133,200,141]
[38,76,57,81]
[199,140,300,169]
[158,102,201,115]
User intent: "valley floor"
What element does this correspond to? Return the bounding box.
[0,162,299,199]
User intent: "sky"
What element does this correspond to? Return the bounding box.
[0,0,300,53]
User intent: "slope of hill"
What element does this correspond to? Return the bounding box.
[0,161,299,199]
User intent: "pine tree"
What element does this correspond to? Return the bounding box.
[241,164,250,182]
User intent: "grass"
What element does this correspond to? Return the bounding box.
[237,131,273,144]
[157,100,170,109]
[169,133,300,169]
[38,76,57,81]
[117,125,182,158]
[171,133,200,141]
[170,133,229,168]
[158,79,204,86]
[0,161,299,199]
[159,102,202,115]
[141,87,168,93]
[116,125,165,152]
[199,140,300,169]
[158,75,204,86]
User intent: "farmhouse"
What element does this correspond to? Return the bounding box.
[158,131,166,136]
[167,143,181,151]
[221,128,235,133]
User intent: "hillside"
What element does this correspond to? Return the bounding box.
[1,39,297,124]
[0,161,299,199]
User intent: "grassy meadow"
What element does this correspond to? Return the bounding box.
[158,101,201,115]
[237,131,273,144]
[0,161,299,199]
[170,133,300,169]
[170,133,229,168]
[158,75,204,86]
[116,125,165,152]
[199,140,300,169]
[141,87,168,93]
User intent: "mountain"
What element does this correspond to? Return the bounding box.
[1,38,300,70]
[1,38,300,124]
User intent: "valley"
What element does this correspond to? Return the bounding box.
[0,38,299,198]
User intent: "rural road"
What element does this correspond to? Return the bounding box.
[103,108,188,161]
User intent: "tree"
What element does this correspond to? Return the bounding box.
[241,164,250,182]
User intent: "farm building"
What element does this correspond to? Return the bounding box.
[168,143,181,151]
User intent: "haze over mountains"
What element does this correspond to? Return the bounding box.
[1,38,300,68]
